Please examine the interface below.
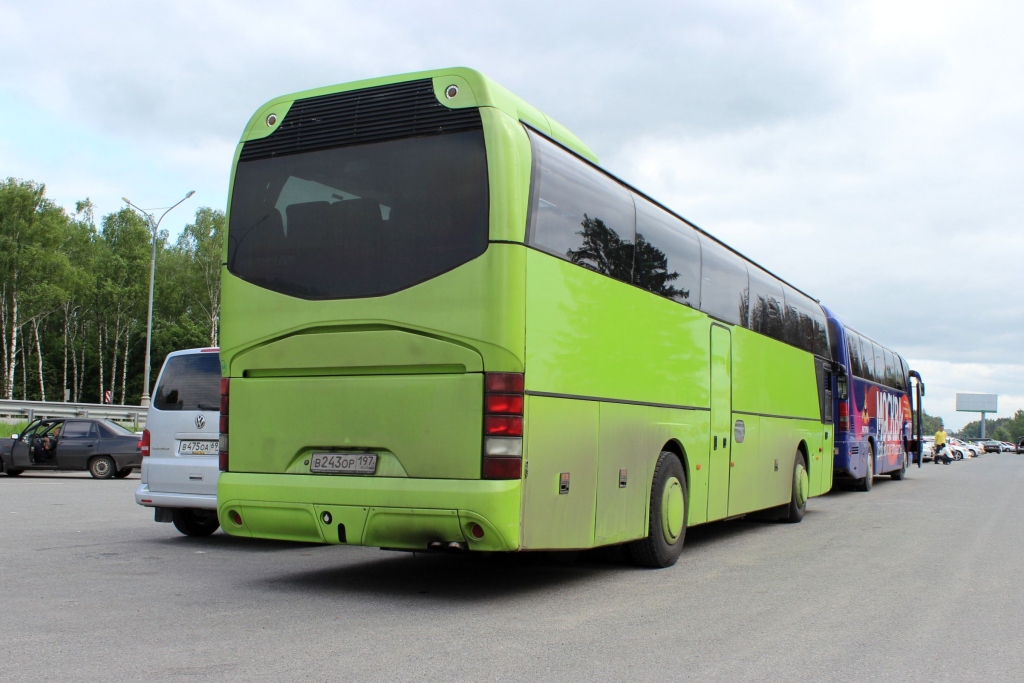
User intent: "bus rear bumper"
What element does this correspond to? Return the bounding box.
[217,472,522,552]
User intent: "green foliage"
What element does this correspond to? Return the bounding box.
[919,410,944,436]
[0,178,220,405]
[957,411,1024,443]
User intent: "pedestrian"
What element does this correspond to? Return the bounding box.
[934,424,952,464]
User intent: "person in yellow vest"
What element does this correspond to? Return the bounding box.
[934,425,951,465]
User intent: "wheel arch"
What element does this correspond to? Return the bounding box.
[660,439,689,497]
[797,439,810,474]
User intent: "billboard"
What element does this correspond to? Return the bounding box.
[956,393,998,413]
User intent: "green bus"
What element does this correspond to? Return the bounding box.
[217,68,834,567]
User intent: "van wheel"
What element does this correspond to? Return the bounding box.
[5,468,24,476]
[891,452,908,480]
[172,509,220,537]
[113,468,132,479]
[89,456,116,479]
[628,451,686,568]
[782,451,808,523]
[857,445,874,492]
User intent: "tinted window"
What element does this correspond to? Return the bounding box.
[228,130,489,300]
[846,329,863,377]
[828,319,841,366]
[527,131,635,283]
[748,266,785,340]
[632,198,700,304]
[61,421,92,439]
[699,238,749,326]
[872,343,886,385]
[782,286,816,353]
[100,420,136,436]
[895,355,907,391]
[811,306,829,359]
[883,349,896,388]
[858,335,875,382]
[153,353,222,412]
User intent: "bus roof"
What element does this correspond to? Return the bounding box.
[238,67,598,163]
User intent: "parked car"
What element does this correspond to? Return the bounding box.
[1018,440,1024,454]
[949,438,978,458]
[135,347,222,537]
[0,418,141,478]
[919,439,936,462]
[982,439,1003,453]
[1000,442,1015,452]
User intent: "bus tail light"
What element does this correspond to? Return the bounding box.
[838,401,850,433]
[483,372,524,480]
[139,429,151,457]
[219,378,229,472]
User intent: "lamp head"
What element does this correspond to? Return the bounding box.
[185,190,195,199]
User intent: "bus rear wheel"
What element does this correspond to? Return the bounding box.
[782,451,808,523]
[857,444,874,492]
[891,451,908,480]
[628,451,686,568]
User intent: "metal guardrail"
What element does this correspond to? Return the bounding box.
[0,399,147,429]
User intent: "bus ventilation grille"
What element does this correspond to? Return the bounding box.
[239,79,482,162]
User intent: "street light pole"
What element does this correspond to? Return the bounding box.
[123,191,195,407]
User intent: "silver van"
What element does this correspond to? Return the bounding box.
[135,348,221,536]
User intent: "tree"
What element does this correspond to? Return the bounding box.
[173,207,223,346]
[95,208,150,404]
[0,178,73,400]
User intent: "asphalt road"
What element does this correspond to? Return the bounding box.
[2,454,1022,682]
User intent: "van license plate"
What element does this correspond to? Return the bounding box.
[179,440,219,455]
[310,453,377,475]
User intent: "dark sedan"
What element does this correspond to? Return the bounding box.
[1,418,141,479]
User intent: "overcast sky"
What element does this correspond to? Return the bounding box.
[2,0,1021,429]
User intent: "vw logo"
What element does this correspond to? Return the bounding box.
[195,415,206,430]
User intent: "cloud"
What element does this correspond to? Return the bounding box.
[1,0,1022,420]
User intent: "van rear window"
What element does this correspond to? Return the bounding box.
[153,353,221,411]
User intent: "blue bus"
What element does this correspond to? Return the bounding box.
[824,306,915,490]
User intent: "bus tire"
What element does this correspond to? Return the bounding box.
[857,444,874,492]
[782,451,808,523]
[628,451,686,568]
[891,451,908,480]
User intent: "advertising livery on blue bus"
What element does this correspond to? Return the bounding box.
[824,306,914,490]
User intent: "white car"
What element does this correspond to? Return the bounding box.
[947,438,973,459]
[135,348,222,536]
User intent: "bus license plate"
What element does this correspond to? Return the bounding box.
[310,453,377,475]
[179,440,219,455]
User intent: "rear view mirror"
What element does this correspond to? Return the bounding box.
[920,383,925,397]
[837,376,848,401]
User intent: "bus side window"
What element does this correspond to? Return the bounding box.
[846,329,863,378]
[872,343,886,386]
[781,286,815,353]
[632,197,701,306]
[883,349,897,388]
[748,265,785,340]
[526,131,636,285]
[858,335,875,382]
[699,237,749,327]
[811,307,829,359]
[895,355,908,391]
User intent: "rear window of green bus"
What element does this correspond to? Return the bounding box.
[227,130,489,300]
